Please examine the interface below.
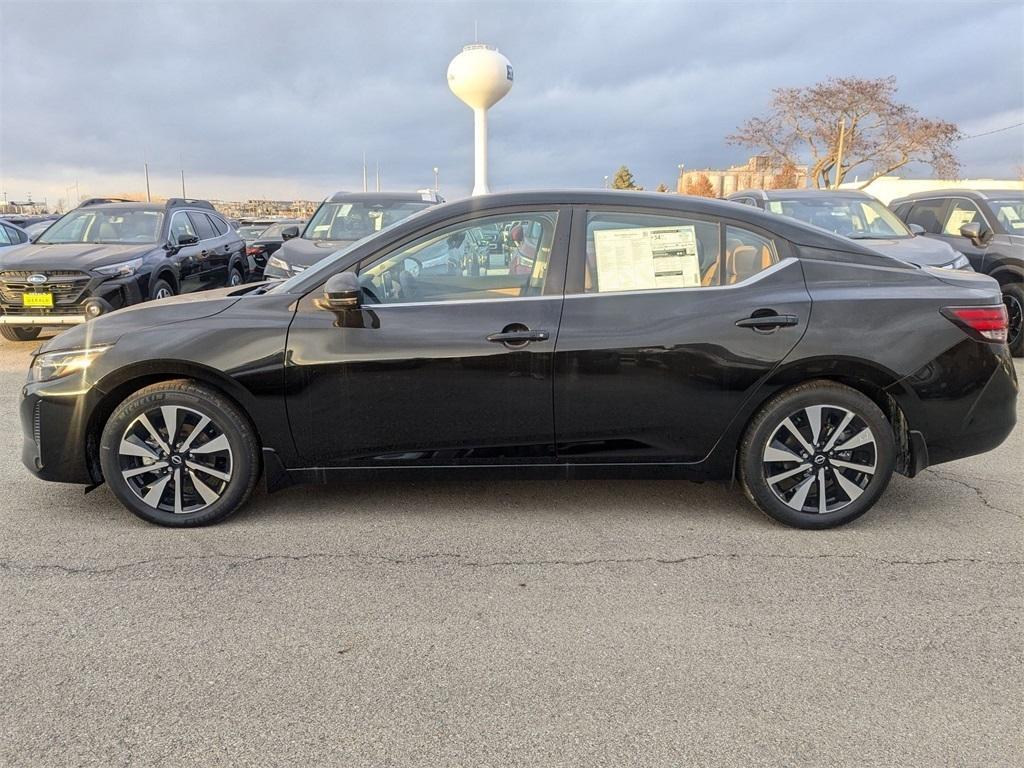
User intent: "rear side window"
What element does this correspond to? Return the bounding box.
[584,212,722,292]
[724,226,778,284]
[188,211,217,240]
[207,214,229,236]
[905,200,947,234]
[0,226,12,245]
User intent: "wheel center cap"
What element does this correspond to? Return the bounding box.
[813,454,827,466]
[169,454,183,467]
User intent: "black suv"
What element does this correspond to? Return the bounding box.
[263,191,443,279]
[0,198,247,341]
[891,190,1024,356]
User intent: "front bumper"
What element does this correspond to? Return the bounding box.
[21,376,104,485]
[0,272,144,327]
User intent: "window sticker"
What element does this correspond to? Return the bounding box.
[593,225,701,292]
[945,208,978,233]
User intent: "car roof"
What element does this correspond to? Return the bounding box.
[729,188,873,201]
[890,189,1024,204]
[73,202,165,213]
[398,189,886,255]
[326,191,439,203]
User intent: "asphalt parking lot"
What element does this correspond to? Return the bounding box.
[0,336,1020,767]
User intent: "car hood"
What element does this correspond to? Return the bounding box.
[857,236,958,266]
[0,242,156,271]
[38,286,246,354]
[275,236,355,269]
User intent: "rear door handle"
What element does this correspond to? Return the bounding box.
[735,314,799,329]
[487,329,550,343]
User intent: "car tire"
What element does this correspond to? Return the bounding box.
[99,379,261,527]
[739,380,896,529]
[228,265,244,287]
[1002,282,1024,357]
[150,278,175,301]
[0,325,42,342]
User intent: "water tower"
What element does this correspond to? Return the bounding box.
[447,44,514,196]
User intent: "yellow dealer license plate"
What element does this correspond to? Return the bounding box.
[22,293,54,308]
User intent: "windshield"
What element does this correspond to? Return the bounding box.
[987,198,1024,232]
[303,200,432,241]
[767,197,911,239]
[39,208,164,244]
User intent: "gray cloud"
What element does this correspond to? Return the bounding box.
[1,0,1021,203]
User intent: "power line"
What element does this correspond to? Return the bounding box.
[960,121,1024,139]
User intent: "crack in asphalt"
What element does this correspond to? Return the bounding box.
[1,550,1020,577]
[924,468,1024,521]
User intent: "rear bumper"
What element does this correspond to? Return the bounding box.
[892,340,1018,470]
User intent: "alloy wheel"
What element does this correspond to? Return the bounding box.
[761,404,877,514]
[230,270,243,286]
[1005,292,1023,347]
[117,405,233,515]
[155,287,173,300]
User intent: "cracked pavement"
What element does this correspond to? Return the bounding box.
[0,339,1020,767]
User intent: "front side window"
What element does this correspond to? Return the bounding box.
[38,208,164,244]
[905,199,947,234]
[304,200,433,242]
[584,212,722,292]
[169,212,197,245]
[943,200,985,235]
[766,197,910,239]
[359,211,558,304]
[0,226,12,245]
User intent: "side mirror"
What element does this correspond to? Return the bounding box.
[908,223,925,236]
[281,225,300,241]
[958,221,991,247]
[176,233,200,247]
[317,271,362,311]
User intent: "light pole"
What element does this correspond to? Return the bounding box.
[433,167,439,192]
[603,175,609,189]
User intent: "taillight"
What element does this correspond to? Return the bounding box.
[246,245,265,256]
[942,305,1009,342]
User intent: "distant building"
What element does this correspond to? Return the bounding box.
[676,156,808,197]
[210,199,320,220]
[838,175,1024,204]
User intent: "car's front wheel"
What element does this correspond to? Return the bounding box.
[1002,283,1024,357]
[99,379,261,526]
[0,325,42,342]
[739,381,896,529]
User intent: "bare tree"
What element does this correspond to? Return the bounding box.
[729,76,961,189]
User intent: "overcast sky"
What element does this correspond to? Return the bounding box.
[1,0,1022,206]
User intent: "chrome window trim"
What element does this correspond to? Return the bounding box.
[169,209,219,244]
[369,294,562,310]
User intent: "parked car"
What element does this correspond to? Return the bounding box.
[728,189,972,271]
[24,219,55,242]
[236,219,283,244]
[0,198,247,341]
[243,219,304,277]
[263,191,443,278]
[0,220,30,248]
[22,191,1016,529]
[890,190,1024,356]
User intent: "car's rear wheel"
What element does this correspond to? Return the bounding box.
[739,381,896,529]
[150,278,175,301]
[1002,283,1024,357]
[228,265,244,287]
[0,325,42,342]
[99,379,261,527]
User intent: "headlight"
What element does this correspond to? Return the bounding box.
[942,253,971,270]
[266,256,290,274]
[95,257,144,277]
[29,345,111,384]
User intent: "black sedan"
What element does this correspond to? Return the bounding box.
[22,191,1017,529]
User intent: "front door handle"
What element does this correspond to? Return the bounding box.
[735,313,799,330]
[487,328,550,347]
